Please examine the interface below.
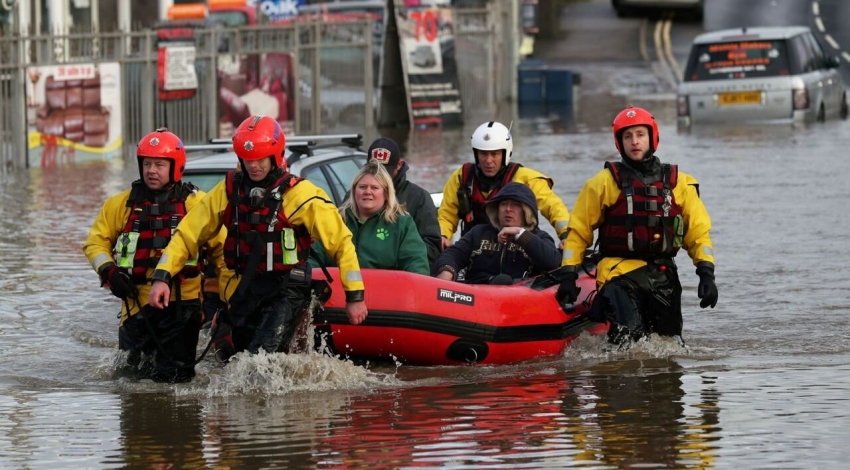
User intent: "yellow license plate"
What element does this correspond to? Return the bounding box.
[718,91,762,106]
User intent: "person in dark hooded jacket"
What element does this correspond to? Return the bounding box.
[367,137,442,268]
[435,182,561,284]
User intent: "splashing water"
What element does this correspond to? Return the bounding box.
[199,350,399,396]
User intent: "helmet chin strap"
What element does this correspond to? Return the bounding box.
[621,153,659,176]
[144,182,179,205]
[475,162,507,192]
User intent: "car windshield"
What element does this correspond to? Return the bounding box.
[184,172,228,192]
[685,40,790,81]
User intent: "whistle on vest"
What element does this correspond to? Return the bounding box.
[249,187,266,208]
[457,187,472,223]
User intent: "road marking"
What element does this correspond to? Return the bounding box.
[639,15,683,90]
[652,17,679,90]
[639,19,650,63]
[812,0,850,62]
[825,34,840,50]
[662,19,682,82]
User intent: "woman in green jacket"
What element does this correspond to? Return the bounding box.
[310,160,430,275]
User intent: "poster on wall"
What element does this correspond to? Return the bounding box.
[393,0,463,128]
[157,26,198,101]
[25,62,123,168]
[216,52,297,138]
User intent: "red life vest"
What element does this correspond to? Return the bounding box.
[598,162,684,259]
[115,181,201,284]
[222,171,313,274]
[458,162,521,235]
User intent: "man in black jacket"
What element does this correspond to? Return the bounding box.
[368,137,442,268]
[434,182,561,284]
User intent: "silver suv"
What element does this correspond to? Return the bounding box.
[183,135,367,205]
[184,134,442,207]
[677,26,849,127]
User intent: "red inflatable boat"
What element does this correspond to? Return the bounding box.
[311,268,605,366]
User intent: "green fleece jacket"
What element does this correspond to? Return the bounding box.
[310,207,429,275]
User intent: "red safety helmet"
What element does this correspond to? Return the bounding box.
[612,105,659,157]
[136,127,186,182]
[232,115,286,170]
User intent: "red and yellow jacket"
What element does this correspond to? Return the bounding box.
[563,164,714,286]
[154,176,365,302]
[83,183,228,325]
[438,165,570,240]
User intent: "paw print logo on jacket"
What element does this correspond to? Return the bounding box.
[376,228,389,240]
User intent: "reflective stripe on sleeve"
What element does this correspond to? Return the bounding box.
[266,242,274,271]
[91,253,111,271]
[346,270,363,283]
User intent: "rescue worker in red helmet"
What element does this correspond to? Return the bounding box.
[555,105,718,350]
[149,116,367,358]
[83,128,228,382]
[437,121,571,249]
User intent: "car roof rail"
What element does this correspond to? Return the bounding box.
[184,143,232,153]
[287,134,364,166]
[186,134,363,154]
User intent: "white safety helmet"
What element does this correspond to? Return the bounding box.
[471,121,513,165]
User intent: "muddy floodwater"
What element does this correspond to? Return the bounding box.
[2,71,850,468]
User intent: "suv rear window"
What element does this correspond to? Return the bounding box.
[685,40,790,81]
[301,157,363,203]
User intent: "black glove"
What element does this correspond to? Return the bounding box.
[696,263,718,309]
[101,265,138,300]
[555,269,580,312]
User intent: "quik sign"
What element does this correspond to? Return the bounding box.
[260,0,303,22]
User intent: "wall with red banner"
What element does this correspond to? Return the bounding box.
[216,52,296,138]
[393,0,463,128]
[25,63,124,167]
[157,26,199,101]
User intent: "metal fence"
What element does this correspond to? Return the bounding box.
[454,6,498,123]
[0,7,498,170]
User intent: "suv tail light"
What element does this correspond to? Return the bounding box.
[792,87,809,110]
[677,95,690,116]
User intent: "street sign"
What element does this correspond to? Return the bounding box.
[259,0,303,22]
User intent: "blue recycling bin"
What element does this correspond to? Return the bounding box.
[518,60,578,105]
[544,68,573,103]
[518,59,546,104]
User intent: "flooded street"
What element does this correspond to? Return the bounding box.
[3,0,850,465]
[2,102,850,467]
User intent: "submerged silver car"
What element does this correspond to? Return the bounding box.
[677,26,849,127]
